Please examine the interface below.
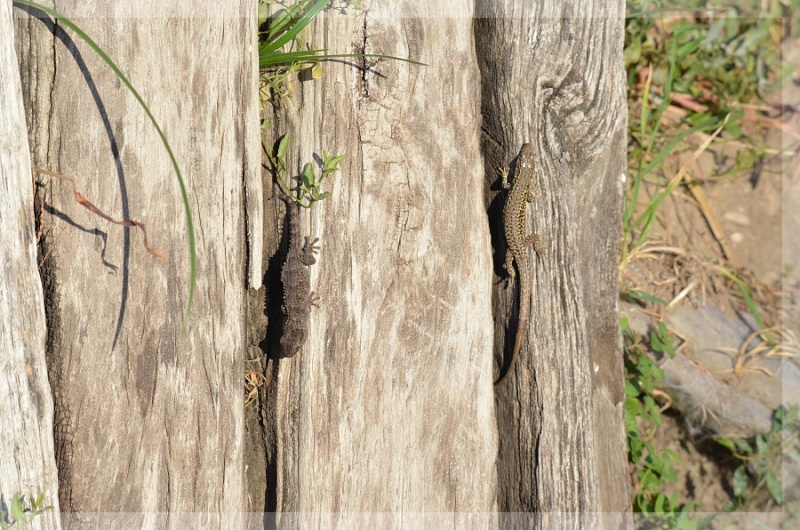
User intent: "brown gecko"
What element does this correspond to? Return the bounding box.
[277,191,319,358]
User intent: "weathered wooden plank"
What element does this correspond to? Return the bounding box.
[0,1,61,527]
[15,2,258,527]
[259,1,498,525]
[476,0,631,527]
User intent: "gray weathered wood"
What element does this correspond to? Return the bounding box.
[477,1,631,527]
[15,2,258,527]
[258,1,499,526]
[9,0,629,524]
[0,1,62,528]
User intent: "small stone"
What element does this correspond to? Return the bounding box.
[723,211,750,226]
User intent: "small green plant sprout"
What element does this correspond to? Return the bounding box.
[623,318,715,528]
[623,319,677,506]
[268,134,344,209]
[0,492,53,529]
[716,405,799,511]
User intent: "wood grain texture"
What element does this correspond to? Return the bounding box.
[260,1,499,526]
[477,0,631,526]
[15,2,258,527]
[0,2,62,527]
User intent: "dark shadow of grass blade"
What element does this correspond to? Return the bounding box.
[13,0,196,333]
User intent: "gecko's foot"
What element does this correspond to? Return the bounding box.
[304,236,320,253]
[309,292,320,307]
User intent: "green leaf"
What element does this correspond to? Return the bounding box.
[325,154,346,168]
[640,374,655,394]
[640,473,662,493]
[723,117,741,139]
[755,433,768,454]
[623,35,642,67]
[625,289,668,306]
[676,37,702,59]
[32,492,44,510]
[660,461,677,482]
[772,406,786,430]
[662,447,679,463]
[277,134,291,162]
[654,322,676,357]
[261,49,329,68]
[735,438,753,455]
[716,437,736,452]
[262,50,426,69]
[629,436,644,459]
[732,465,749,497]
[257,2,270,26]
[671,491,680,509]
[626,399,641,422]
[766,471,783,504]
[10,494,25,524]
[654,492,666,512]
[302,162,316,187]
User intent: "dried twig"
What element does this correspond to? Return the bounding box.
[32,166,165,258]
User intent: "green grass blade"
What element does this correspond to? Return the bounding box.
[262,0,309,42]
[624,76,652,230]
[715,268,775,346]
[637,117,719,181]
[260,0,329,57]
[645,38,678,156]
[260,49,330,68]
[629,117,724,251]
[625,116,718,252]
[261,50,427,69]
[14,0,196,332]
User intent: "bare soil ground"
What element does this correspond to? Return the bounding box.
[622,34,800,528]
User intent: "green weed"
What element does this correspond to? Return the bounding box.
[0,493,52,529]
[623,318,715,528]
[623,0,789,521]
[259,0,424,100]
[268,134,344,208]
[258,1,422,209]
[626,1,785,109]
[716,406,799,511]
[623,1,784,262]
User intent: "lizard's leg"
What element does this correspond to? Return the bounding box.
[524,234,546,256]
[301,236,320,265]
[309,292,320,307]
[501,167,511,191]
[303,236,320,253]
[504,250,516,289]
[523,184,544,255]
[525,183,539,203]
